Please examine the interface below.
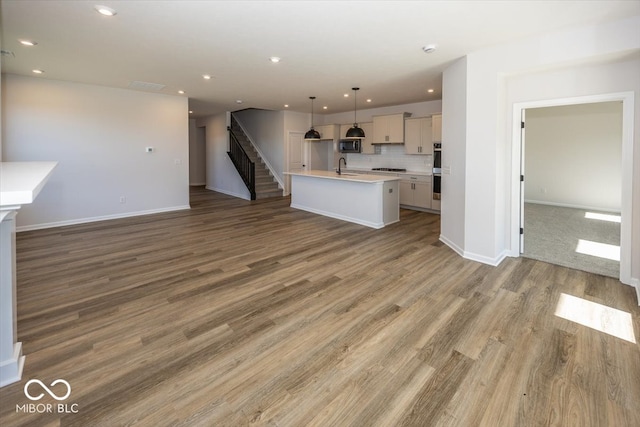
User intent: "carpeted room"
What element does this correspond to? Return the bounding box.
[522,101,623,278]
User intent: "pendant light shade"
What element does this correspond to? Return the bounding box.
[345,87,365,139]
[304,96,321,140]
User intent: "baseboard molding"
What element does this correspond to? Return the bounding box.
[629,277,640,306]
[0,343,25,387]
[439,235,508,267]
[190,182,206,186]
[463,249,509,267]
[16,205,191,232]
[524,199,621,214]
[206,186,251,201]
[439,234,464,257]
[290,203,387,229]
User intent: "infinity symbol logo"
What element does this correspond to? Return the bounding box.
[24,379,72,401]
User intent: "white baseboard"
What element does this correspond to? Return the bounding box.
[629,277,640,306]
[439,235,508,267]
[16,205,191,232]
[190,182,206,186]
[439,234,464,257]
[524,199,620,214]
[290,203,389,229]
[206,186,251,201]
[0,343,25,387]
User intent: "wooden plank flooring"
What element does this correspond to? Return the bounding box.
[0,187,638,426]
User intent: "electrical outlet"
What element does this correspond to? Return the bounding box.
[174,159,182,165]
[119,196,126,204]
[145,147,154,153]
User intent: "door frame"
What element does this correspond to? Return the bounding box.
[510,91,634,285]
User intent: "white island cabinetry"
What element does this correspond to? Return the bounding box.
[1,162,57,387]
[286,170,399,229]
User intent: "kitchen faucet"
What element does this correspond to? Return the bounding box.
[338,157,347,175]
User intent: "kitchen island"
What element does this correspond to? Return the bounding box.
[1,161,57,387]
[285,170,399,229]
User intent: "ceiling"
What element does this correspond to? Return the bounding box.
[2,1,638,118]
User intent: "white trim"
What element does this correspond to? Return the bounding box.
[232,116,285,190]
[439,234,464,257]
[189,182,206,186]
[206,186,251,201]
[524,199,621,214]
[511,92,634,286]
[0,343,24,387]
[629,277,640,306]
[16,205,191,232]
[290,203,391,229]
[464,249,509,266]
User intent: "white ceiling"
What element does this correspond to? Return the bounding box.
[2,1,638,118]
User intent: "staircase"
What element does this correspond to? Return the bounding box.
[229,116,283,200]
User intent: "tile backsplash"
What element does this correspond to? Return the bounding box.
[346,145,432,172]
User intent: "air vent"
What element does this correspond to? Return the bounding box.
[128,81,166,91]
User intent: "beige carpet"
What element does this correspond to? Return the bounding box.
[523,203,620,278]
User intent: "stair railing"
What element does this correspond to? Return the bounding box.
[227,125,256,200]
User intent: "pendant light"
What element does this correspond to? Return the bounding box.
[345,87,365,139]
[304,96,321,140]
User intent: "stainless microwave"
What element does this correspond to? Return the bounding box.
[339,139,361,153]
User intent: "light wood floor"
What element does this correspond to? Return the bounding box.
[1,187,638,427]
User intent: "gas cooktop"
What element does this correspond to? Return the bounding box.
[371,167,407,172]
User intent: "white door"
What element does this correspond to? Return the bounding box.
[287,132,306,195]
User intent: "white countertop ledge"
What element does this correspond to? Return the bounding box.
[286,170,399,183]
[0,162,58,207]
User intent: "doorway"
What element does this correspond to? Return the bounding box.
[521,102,622,278]
[511,92,634,285]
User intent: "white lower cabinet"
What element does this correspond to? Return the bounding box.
[399,174,432,209]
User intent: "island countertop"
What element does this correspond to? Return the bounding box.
[285,169,400,183]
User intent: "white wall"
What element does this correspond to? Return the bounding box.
[440,56,468,256]
[441,15,640,286]
[2,75,190,229]
[188,119,206,185]
[198,112,250,200]
[524,102,623,211]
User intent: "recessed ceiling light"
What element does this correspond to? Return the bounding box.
[422,44,437,53]
[323,106,328,110]
[95,5,117,16]
[178,90,185,94]
[427,89,434,93]
[19,40,37,46]
[284,104,289,108]
[236,100,243,104]
[189,110,193,114]
[203,74,212,80]
[344,93,349,98]
[269,57,281,63]
[366,99,372,103]
[32,69,44,74]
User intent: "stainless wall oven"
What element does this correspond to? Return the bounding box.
[433,173,441,200]
[433,142,441,200]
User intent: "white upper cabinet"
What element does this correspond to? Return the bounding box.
[404,117,433,155]
[316,124,337,140]
[431,113,442,143]
[372,113,410,144]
